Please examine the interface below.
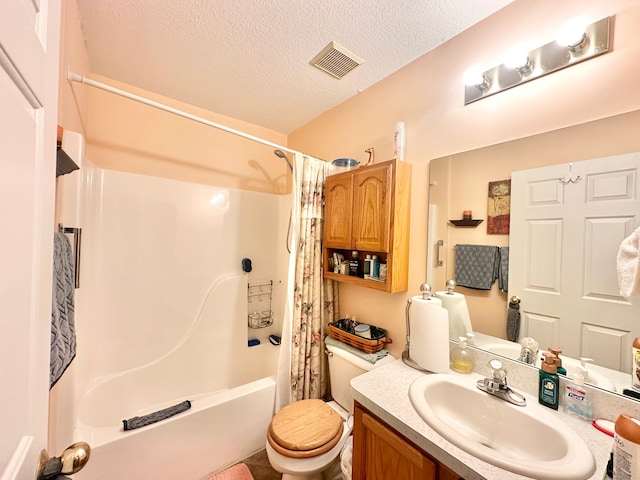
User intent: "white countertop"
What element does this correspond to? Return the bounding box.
[350,359,614,480]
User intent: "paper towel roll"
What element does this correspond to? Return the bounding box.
[409,296,449,373]
[435,291,473,340]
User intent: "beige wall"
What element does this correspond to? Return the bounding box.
[83,76,291,193]
[58,3,290,195]
[289,0,640,358]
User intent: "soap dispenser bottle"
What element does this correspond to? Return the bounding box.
[548,347,567,375]
[450,336,475,373]
[539,352,560,410]
[564,358,593,421]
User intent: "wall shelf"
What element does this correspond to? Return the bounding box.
[449,219,483,227]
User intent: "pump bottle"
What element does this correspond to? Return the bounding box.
[564,358,593,421]
[539,352,559,410]
[450,336,474,373]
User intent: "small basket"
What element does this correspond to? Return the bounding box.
[328,319,391,354]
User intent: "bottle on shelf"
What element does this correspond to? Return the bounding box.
[364,254,372,279]
[371,255,380,279]
[349,251,360,277]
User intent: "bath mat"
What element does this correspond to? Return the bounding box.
[122,400,191,431]
[204,463,254,480]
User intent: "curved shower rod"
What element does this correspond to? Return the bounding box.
[67,71,306,168]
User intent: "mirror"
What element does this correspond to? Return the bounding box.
[426,109,640,397]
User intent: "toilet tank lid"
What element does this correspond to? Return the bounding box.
[326,343,395,372]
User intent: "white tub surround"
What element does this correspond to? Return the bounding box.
[65,168,289,479]
[351,360,614,480]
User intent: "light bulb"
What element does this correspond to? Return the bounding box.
[463,66,485,87]
[504,46,532,72]
[464,66,490,91]
[556,19,587,50]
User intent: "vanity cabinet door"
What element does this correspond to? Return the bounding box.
[324,174,354,248]
[353,403,464,480]
[353,405,436,480]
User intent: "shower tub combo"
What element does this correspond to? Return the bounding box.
[71,169,286,480]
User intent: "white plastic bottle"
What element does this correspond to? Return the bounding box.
[363,254,372,279]
[564,358,593,421]
[393,121,405,161]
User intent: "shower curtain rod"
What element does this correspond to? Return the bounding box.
[67,71,302,159]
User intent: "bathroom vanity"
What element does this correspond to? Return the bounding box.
[351,359,614,480]
[353,402,462,479]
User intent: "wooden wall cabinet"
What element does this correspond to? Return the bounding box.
[323,159,411,292]
[352,403,463,480]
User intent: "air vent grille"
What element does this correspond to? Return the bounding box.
[310,41,364,79]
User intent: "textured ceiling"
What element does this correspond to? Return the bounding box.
[75,0,514,134]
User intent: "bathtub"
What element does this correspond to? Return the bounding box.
[74,375,276,480]
[73,273,280,479]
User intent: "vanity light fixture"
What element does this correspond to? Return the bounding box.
[464,16,611,105]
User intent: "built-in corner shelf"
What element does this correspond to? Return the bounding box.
[449,219,483,227]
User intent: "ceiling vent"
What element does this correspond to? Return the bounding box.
[309,41,364,79]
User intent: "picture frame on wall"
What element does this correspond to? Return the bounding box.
[487,179,510,234]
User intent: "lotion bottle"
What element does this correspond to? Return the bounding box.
[539,352,559,410]
[614,414,640,479]
[564,358,593,421]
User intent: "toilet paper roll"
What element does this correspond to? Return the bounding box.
[435,291,473,340]
[409,296,449,373]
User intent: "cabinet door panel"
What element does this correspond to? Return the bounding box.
[353,164,391,252]
[354,408,436,480]
[324,175,353,248]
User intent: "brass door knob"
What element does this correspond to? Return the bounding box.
[37,442,91,479]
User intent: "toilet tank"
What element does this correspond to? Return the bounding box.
[326,343,395,414]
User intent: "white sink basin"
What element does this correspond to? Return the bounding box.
[480,342,616,392]
[409,374,596,480]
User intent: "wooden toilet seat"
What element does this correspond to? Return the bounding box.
[267,399,344,459]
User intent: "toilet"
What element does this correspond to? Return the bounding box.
[265,342,395,480]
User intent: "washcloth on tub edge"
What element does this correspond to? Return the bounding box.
[325,335,389,363]
[123,400,191,431]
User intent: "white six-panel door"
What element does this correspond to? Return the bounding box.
[510,153,640,373]
[0,2,60,479]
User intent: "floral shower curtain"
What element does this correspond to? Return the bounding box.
[275,152,339,409]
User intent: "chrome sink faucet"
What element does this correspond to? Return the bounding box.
[518,337,539,365]
[476,359,527,406]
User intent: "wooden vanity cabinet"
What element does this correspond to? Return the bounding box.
[323,160,411,292]
[353,403,463,480]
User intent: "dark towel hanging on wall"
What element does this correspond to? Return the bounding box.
[506,296,521,342]
[454,244,500,290]
[50,232,76,388]
[498,246,509,292]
